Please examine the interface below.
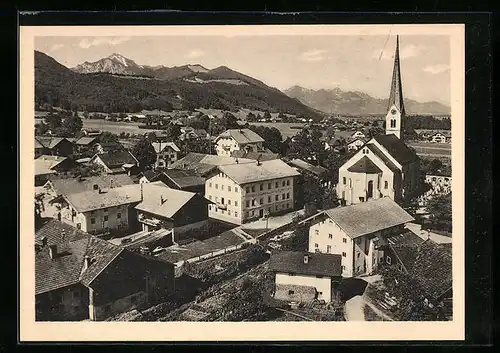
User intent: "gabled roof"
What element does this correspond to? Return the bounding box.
[134,183,198,219]
[270,251,342,277]
[35,220,172,296]
[216,128,264,144]
[170,152,254,176]
[35,136,70,149]
[386,230,425,272]
[230,150,279,162]
[347,156,382,174]
[303,197,414,239]
[48,174,135,195]
[347,137,368,145]
[35,156,67,176]
[288,158,327,176]
[92,150,138,168]
[153,169,206,189]
[366,143,400,172]
[73,136,98,146]
[217,159,300,185]
[151,141,180,154]
[373,134,419,165]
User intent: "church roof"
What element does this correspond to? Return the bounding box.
[347,156,382,174]
[366,143,400,172]
[387,36,406,115]
[373,134,419,165]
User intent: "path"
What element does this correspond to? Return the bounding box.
[344,295,365,321]
[406,223,452,244]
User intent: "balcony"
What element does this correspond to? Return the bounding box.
[216,203,227,210]
[138,214,161,226]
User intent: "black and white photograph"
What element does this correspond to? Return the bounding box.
[20,24,465,341]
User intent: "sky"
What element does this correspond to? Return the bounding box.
[35,34,451,106]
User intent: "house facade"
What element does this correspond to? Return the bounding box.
[347,138,367,152]
[270,251,342,303]
[430,132,448,144]
[90,150,139,175]
[205,159,300,225]
[35,220,175,321]
[151,141,180,169]
[35,136,74,157]
[351,131,366,139]
[215,129,265,156]
[300,197,415,278]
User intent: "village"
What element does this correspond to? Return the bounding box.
[33,37,452,323]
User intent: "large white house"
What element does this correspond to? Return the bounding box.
[299,197,415,278]
[151,141,180,169]
[204,159,300,225]
[214,128,265,156]
[336,36,420,206]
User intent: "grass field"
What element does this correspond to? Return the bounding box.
[407,141,451,157]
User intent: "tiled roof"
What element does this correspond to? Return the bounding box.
[94,150,138,168]
[134,183,196,219]
[218,159,300,185]
[373,134,419,165]
[151,141,180,154]
[366,143,400,172]
[216,128,264,144]
[73,136,98,146]
[347,156,382,174]
[35,136,69,149]
[48,174,135,195]
[386,230,425,272]
[230,150,280,162]
[170,153,254,176]
[154,169,206,189]
[288,159,328,176]
[63,184,143,213]
[35,158,62,176]
[319,198,414,239]
[270,251,342,277]
[35,220,172,296]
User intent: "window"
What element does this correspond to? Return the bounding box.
[215,197,218,202]
[356,266,360,272]
[103,215,108,221]
[251,186,255,192]
[286,203,289,208]
[288,290,295,295]
[342,238,347,243]
[342,252,346,257]
[268,196,272,203]
[215,184,218,189]
[275,195,279,201]
[315,243,319,248]
[221,185,224,190]
[268,183,272,189]
[315,230,319,235]
[286,192,290,199]
[328,234,333,239]
[282,204,285,209]
[221,210,225,214]
[349,179,352,187]
[384,181,388,189]
[260,198,264,205]
[246,200,250,207]
[209,182,212,188]
[316,275,323,279]
[343,177,346,185]
[235,201,238,207]
[228,210,231,216]
[286,180,290,186]
[91,218,96,225]
[397,263,403,272]
[235,187,239,193]
[235,212,238,217]
[103,208,108,213]
[209,195,212,200]
[282,181,286,187]
[275,182,279,188]
[214,207,218,212]
[246,187,250,193]
[228,199,231,205]
[386,256,392,265]
[221,197,225,204]
[359,197,364,202]
[260,184,263,191]
[282,193,286,200]
[251,199,255,206]
[228,186,232,192]
[357,253,360,259]
[326,245,331,253]
[251,210,254,216]
[341,265,346,271]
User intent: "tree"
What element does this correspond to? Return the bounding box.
[263,111,272,120]
[248,125,283,153]
[425,192,452,232]
[132,137,157,169]
[220,112,239,129]
[188,115,210,130]
[165,124,181,140]
[45,113,62,130]
[61,113,83,137]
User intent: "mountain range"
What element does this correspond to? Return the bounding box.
[284,86,450,116]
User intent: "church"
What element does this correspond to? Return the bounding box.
[337,36,420,206]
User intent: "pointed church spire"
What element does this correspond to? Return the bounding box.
[387,35,406,116]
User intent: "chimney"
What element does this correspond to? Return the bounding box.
[61,231,66,241]
[160,195,166,205]
[83,256,91,270]
[110,179,114,189]
[48,244,58,259]
[41,236,47,247]
[93,184,99,191]
[303,254,309,264]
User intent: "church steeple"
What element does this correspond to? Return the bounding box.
[385,35,405,139]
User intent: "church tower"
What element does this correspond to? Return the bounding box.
[385,35,406,140]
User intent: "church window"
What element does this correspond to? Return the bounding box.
[384,181,388,189]
[343,177,346,185]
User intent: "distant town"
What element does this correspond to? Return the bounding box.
[34,36,452,322]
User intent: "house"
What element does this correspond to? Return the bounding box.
[89,150,139,175]
[81,129,101,137]
[46,174,136,197]
[324,137,344,151]
[151,141,180,169]
[351,131,366,139]
[94,141,127,154]
[35,220,175,321]
[347,138,368,152]
[134,182,210,242]
[205,159,300,225]
[287,158,331,195]
[270,251,342,303]
[430,132,449,144]
[139,169,206,194]
[425,174,451,194]
[35,136,74,157]
[214,128,265,156]
[179,129,209,141]
[299,197,415,278]
[68,136,99,154]
[415,129,451,143]
[381,236,452,313]
[35,156,74,186]
[170,152,255,177]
